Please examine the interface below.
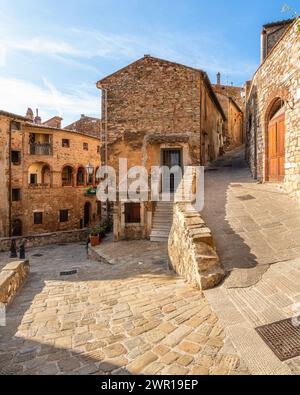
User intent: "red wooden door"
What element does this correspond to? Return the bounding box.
[267,114,285,182]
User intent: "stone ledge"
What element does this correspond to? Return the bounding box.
[168,203,224,290]
[0,229,89,252]
[0,260,30,305]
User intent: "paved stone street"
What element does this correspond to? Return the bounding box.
[202,147,300,375]
[0,241,247,375]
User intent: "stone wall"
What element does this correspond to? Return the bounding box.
[168,203,225,290]
[0,229,89,252]
[65,115,101,138]
[246,19,300,201]
[0,260,29,305]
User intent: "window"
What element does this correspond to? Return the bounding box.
[97,146,100,154]
[62,166,73,186]
[125,203,141,224]
[10,121,21,131]
[34,212,43,225]
[77,168,85,186]
[83,143,88,151]
[62,139,70,148]
[12,188,21,202]
[11,151,21,165]
[60,209,69,223]
[30,174,38,185]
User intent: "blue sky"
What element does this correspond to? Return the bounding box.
[0,0,298,125]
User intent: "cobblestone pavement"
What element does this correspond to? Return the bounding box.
[202,147,300,375]
[0,242,248,375]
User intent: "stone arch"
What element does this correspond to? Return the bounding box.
[28,162,52,186]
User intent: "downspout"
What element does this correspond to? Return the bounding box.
[8,121,12,237]
[199,73,203,166]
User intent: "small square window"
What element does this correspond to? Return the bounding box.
[60,209,69,223]
[125,203,141,224]
[10,121,21,131]
[11,151,21,165]
[34,212,43,225]
[12,188,21,202]
[62,139,70,148]
[83,143,88,151]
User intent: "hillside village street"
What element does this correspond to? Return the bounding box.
[0,148,300,375]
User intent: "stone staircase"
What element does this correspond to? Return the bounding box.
[150,200,174,242]
[150,168,197,242]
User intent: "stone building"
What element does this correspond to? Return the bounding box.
[65,114,101,138]
[246,18,300,201]
[213,75,245,149]
[96,55,226,241]
[0,109,101,238]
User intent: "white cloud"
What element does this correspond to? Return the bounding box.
[0,77,100,125]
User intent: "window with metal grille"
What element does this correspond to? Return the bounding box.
[34,212,43,225]
[12,188,21,201]
[11,151,21,165]
[125,203,141,224]
[60,209,69,223]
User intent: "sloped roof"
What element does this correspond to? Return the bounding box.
[96,55,226,120]
[263,18,295,29]
[0,109,29,121]
[96,55,206,85]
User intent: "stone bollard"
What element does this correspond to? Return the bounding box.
[19,244,26,260]
[10,240,17,259]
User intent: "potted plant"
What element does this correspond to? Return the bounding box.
[101,218,113,235]
[89,225,103,247]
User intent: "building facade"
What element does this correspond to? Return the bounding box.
[213,78,245,149]
[0,109,101,238]
[246,18,300,201]
[97,55,226,241]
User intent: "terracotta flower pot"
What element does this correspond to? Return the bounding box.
[90,235,100,247]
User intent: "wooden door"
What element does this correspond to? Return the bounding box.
[267,114,285,182]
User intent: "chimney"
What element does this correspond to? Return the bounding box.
[81,114,85,119]
[26,107,34,121]
[261,29,267,63]
[217,72,221,85]
[34,108,42,125]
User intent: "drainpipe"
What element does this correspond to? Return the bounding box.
[199,74,203,166]
[8,120,12,237]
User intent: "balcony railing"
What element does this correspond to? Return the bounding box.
[29,143,52,155]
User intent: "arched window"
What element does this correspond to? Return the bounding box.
[41,165,51,185]
[77,167,85,186]
[62,166,73,186]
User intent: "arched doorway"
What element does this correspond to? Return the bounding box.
[266,99,285,182]
[12,219,22,236]
[84,202,91,227]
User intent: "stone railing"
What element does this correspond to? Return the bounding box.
[0,260,29,306]
[168,203,225,290]
[0,229,89,252]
